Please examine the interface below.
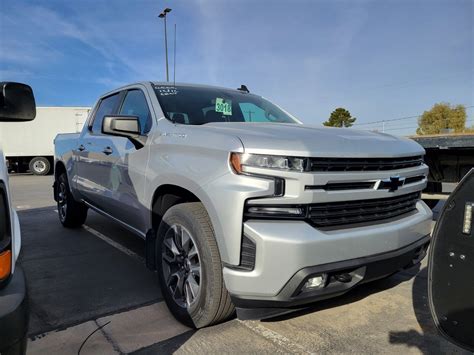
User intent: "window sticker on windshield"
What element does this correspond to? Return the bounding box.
[215,98,232,115]
[154,86,178,96]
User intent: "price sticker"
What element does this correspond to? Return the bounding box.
[215,98,232,116]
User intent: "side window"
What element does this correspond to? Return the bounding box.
[91,93,121,134]
[119,90,152,134]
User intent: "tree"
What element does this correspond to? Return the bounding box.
[416,103,466,135]
[323,108,356,127]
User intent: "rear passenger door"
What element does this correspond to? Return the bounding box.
[76,92,122,210]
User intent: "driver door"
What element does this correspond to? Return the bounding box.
[102,88,153,232]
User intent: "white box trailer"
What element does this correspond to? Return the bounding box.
[0,106,90,175]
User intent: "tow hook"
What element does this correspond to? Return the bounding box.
[334,273,353,283]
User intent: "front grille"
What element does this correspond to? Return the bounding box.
[306,181,376,191]
[308,156,423,172]
[306,175,426,192]
[308,192,420,228]
[404,175,425,185]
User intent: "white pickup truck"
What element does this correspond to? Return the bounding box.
[0,82,35,354]
[54,82,432,327]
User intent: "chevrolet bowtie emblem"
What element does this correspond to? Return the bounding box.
[382,176,406,192]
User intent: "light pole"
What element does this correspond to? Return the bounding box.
[158,8,172,82]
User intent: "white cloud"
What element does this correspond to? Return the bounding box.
[0,2,161,83]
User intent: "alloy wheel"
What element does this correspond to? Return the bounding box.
[161,224,201,308]
[58,182,67,221]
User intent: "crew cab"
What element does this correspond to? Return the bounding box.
[54,82,432,327]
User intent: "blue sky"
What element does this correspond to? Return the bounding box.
[0,0,472,135]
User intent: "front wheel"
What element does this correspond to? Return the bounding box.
[156,202,234,328]
[56,173,88,228]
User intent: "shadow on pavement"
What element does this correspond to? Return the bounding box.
[130,330,196,355]
[388,267,470,354]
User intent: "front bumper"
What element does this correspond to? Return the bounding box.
[0,266,28,354]
[223,201,432,318]
[232,234,430,319]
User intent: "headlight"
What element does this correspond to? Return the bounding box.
[230,153,305,173]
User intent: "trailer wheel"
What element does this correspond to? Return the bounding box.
[423,181,442,209]
[29,157,50,175]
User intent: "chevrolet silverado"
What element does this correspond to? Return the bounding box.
[54,82,432,327]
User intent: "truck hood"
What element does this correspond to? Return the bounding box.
[200,122,425,157]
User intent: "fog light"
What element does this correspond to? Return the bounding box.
[303,274,327,290]
[463,202,473,235]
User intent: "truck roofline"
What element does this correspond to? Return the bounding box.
[98,81,258,100]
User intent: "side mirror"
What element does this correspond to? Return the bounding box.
[102,115,145,148]
[428,168,474,352]
[0,82,36,121]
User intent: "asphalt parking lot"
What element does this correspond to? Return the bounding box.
[10,174,467,354]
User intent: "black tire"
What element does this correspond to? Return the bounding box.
[56,173,88,228]
[29,157,50,175]
[156,202,235,328]
[423,181,442,209]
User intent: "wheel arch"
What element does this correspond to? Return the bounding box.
[54,161,67,180]
[146,184,202,271]
[150,184,201,230]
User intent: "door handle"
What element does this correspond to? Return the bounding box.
[103,146,113,155]
[78,144,86,151]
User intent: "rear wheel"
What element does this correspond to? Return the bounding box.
[29,157,50,175]
[156,202,234,328]
[57,173,88,228]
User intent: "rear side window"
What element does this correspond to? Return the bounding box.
[119,90,152,134]
[91,93,121,134]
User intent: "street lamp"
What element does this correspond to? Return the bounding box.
[158,8,172,82]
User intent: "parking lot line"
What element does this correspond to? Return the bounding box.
[82,224,145,264]
[15,204,32,210]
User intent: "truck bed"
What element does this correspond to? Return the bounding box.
[411,133,474,149]
[410,134,474,183]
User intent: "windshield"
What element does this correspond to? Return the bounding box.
[154,84,299,125]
